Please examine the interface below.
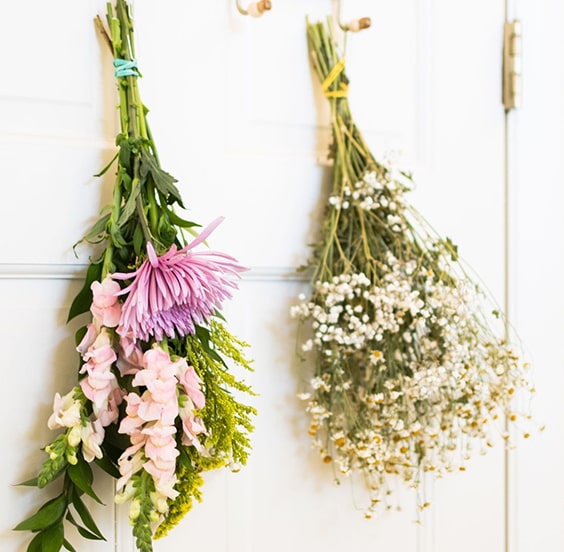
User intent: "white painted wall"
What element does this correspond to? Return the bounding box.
[1,1,562,551]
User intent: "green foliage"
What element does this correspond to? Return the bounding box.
[37,434,71,488]
[94,444,121,479]
[210,319,254,377]
[154,450,205,539]
[139,150,183,207]
[93,151,119,177]
[16,385,106,550]
[37,521,64,552]
[117,178,141,228]
[67,458,103,504]
[14,465,106,551]
[69,0,199,282]
[130,471,157,552]
[67,261,103,322]
[73,211,111,251]
[153,322,256,540]
[166,208,200,229]
[183,322,256,467]
[14,494,67,532]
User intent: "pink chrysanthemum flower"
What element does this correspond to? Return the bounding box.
[112,217,246,342]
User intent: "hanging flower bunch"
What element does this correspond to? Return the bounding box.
[14,2,255,551]
[291,19,535,518]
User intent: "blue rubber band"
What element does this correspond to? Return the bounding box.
[113,58,139,78]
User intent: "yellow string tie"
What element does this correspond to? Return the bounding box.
[322,58,348,98]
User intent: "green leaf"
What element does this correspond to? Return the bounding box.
[133,223,144,257]
[194,325,210,347]
[118,136,132,170]
[157,214,177,245]
[74,326,87,348]
[108,221,128,248]
[67,460,103,505]
[195,326,225,365]
[15,477,38,487]
[71,493,106,540]
[94,451,121,479]
[14,494,66,532]
[67,261,103,322]
[73,522,103,541]
[79,212,111,244]
[63,538,78,552]
[444,236,459,261]
[167,209,200,229]
[213,308,226,322]
[26,532,43,552]
[102,423,131,452]
[117,180,140,228]
[66,511,104,541]
[177,446,193,470]
[120,170,132,194]
[94,150,119,177]
[140,150,183,206]
[41,520,65,552]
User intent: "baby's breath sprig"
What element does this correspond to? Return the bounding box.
[292,18,536,518]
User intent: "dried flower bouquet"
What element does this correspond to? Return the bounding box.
[291,18,534,518]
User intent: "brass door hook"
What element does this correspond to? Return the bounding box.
[236,0,272,17]
[337,0,371,32]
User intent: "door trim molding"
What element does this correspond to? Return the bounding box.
[0,263,309,282]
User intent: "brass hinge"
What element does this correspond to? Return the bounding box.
[502,20,522,111]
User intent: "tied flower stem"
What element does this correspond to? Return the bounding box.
[107,0,158,247]
[113,0,147,141]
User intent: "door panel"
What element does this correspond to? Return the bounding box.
[2,1,560,551]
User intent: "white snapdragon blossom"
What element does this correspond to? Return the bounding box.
[48,389,82,430]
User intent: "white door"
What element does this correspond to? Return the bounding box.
[2,1,563,551]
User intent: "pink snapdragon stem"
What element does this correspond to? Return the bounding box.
[112,217,247,342]
[116,345,206,508]
[77,278,125,427]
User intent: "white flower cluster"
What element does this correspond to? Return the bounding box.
[327,170,411,232]
[292,251,535,517]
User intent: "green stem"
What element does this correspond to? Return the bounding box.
[127,79,140,139]
[113,0,157,250]
[145,120,161,165]
[118,85,129,135]
[147,182,159,233]
[136,191,152,243]
[102,243,115,279]
[133,85,148,140]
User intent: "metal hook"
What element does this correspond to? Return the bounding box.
[336,0,371,32]
[236,0,272,17]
